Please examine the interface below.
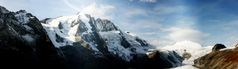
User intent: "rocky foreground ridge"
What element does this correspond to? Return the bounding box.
[194,44,238,69]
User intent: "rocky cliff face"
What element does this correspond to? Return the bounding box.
[0,6,64,68]
[194,44,238,69]
[0,5,183,69]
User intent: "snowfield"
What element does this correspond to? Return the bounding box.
[161,40,214,69]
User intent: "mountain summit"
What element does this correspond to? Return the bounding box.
[41,13,153,61]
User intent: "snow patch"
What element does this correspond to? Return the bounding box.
[172,65,198,69]
[42,15,83,47]
[80,14,92,32]
[100,31,132,61]
[22,34,34,42]
[126,31,137,36]
[15,12,29,24]
[23,25,33,31]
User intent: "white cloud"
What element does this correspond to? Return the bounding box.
[152,14,207,45]
[153,16,209,46]
[165,27,207,42]
[62,0,81,11]
[150,40,160,46]
[120,19,162,38]
[62,0,115,19]
[148,26,208,47]
[80,3,115,19]
[150,39,174,47]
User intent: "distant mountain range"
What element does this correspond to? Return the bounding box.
[0,5,183,69]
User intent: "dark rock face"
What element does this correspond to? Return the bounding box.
[0,6,64,68]
[194,44,238,69]
[61,46,110,69]
[131,50,183,69]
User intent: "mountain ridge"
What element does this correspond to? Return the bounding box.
[0,5,183,69]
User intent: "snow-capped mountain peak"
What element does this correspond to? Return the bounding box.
[42,15,81,47]
[41,14,119,46]
[41,14,152,61]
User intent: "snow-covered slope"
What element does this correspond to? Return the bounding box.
[193,45,237,69]
[162,41,212,62]
[162,40,213,69]
[42,15,81,47]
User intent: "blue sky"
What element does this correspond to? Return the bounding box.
[1,0,238,47]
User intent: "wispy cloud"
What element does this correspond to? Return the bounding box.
[222,20,238,31]
[129,0,157,3]
[148,15,208,46]
[153,5,189,15]
[191,18,238,47]
[165,27,208,42]
[139,0,157,3]
[149,25,208,47]
[124,8,148,18]
[62,0,115,19]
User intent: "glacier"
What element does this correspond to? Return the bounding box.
[162,40,219,69]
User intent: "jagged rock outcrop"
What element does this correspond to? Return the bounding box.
[194,44,238,69]
[212,44,226,52]
[0,6,64,68]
